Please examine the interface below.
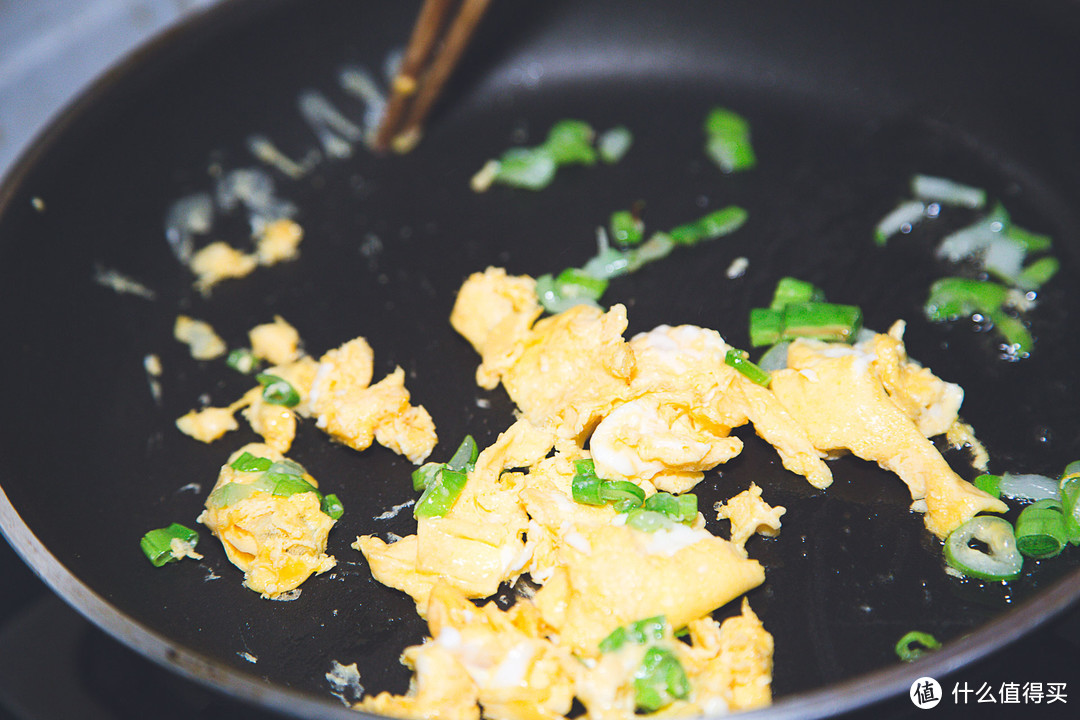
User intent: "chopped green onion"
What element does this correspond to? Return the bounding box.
[226,348,257,374]
[643,492,698,524]
[769,277,826,311]
[598,626,629,654]
[944,516,1023,581]
[633,647,691,712]
[1005,224,1053,254]
[933,285,1033,355]
[725,348,771,387]
[973,474,1002,498]
[1059,462,1080,544]
[259,471,318,498]
[414,467,467,519]
[924,277,1033,356]
[599,616,668,653]
[537,268,609,314]
[256,373,300,407]
[230,451,273,473]
[447,435,479,473]
[910,175,987,209]
[895,630,942,662]
[140,523,199,567]
[209,457,317,509]
[631,232,676,266]
[599,480,646,512]
[610,210,645,248]
[1016,256,1059,291]
[542,119,597,165]
[669,206,748,246]
[207,481,259,508]
[626,508,674,533]
[572,474,605,506]
[267,459,305,476]
[999,472,1060,502]
[924,277,1009,321]
[755,341,791,372]
[493,147,557,190]
[570,460,648,512]
[1015,499,1067,559]
[749,308,784,347]
[320,493,345,520]
[555,267,608,300]
[781,302,863,343]
[874,200,927,247]
[412,462,442,491]
[704,108,756,173]
[597,126,633,164]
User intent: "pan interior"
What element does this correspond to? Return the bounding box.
[1,0,1078,713]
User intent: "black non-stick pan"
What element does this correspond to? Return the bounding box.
[2,0,1079,717]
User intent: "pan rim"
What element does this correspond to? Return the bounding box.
[1,0,1079,717]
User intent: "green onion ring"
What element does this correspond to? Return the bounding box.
[944,516,1023,581]
[895,630,942,662]
[1015,499,1068,559]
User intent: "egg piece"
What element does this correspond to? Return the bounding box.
[715,483,786,555]
[175,406,239,443]
[683,599,774,711]
[310,336,374,403]
[946,420,990,472]
[864,321,964,438]
[356,642,480,720]
[518,452,621,585]
[770,341,1007,537]
[427,584,577,720]
[255,218,303,265]
[450,266,543,390]
[569,638,648,720]
[589,395,742,494]
[242,389,297,453]
[571,599,774,718]
[249,315,301,366]
[628,325,832,490]
[173,315,227,360]
[792,320,965,440]
[533,523,764,655]
[197,443,336,598]
[501,304,636,443]
[312,354,437,463]
[189,241,258,294]
[724,378,834,490]
[356,426,544,608]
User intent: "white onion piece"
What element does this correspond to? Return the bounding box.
[874,200,926,245]
[999,472,1061,501]
[911,174,987,209]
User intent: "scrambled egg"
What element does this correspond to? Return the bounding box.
[716,483,787,555]
[176,322,436,462]
[769,324,1007,538]
[197,443,336,598]
[173,315,227,360]
[188,218,304,294]
[350,266,1007,718]
[352,269,789,718]
[249,315,302,365]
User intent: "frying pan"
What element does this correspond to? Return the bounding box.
[2,0,1079,717]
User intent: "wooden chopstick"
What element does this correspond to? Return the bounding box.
[373,0,492,153]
